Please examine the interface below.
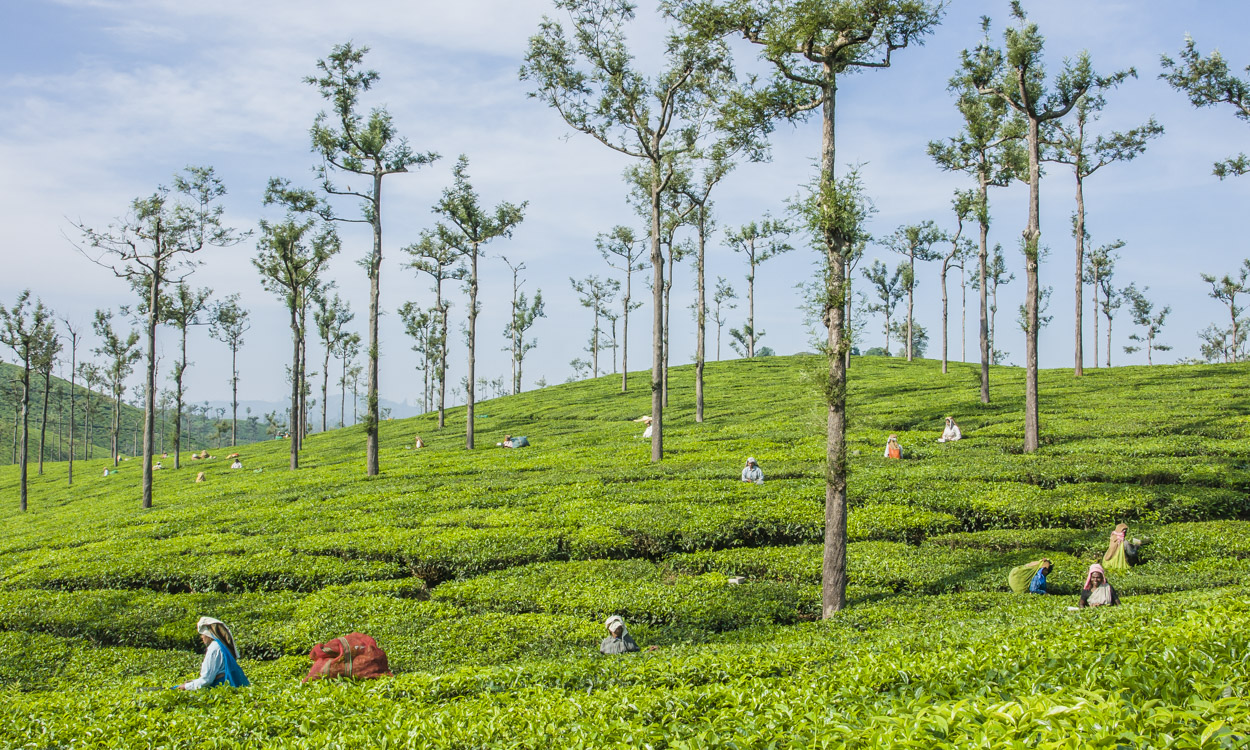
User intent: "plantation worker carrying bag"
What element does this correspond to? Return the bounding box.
[304,633,393,682]
[883,435,902,459]
[1102,523,1144,571]
[1008,559,1053,594]
[600,615,640,655]
[176,617,249,690]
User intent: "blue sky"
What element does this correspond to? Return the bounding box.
[1,0,1247,410]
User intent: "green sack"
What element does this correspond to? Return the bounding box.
[1008,564,1036,594]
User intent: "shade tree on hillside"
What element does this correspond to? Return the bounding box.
[91,309,140,471]
[939,193,975,374]
[570,274,618,379]
[929,33,1026,401]
[523,0,764,462]
[1161,37,1250,179]
[863,259,905,356]
[500,256,545,395]
[1099,276,1123,367]
[1121,283,1171,365]
[883,221,943,362]
[307,42,439,476]
[76,362,102,460]
[963,3,1127,453]
[431,155,526,450]
[0,291,55,512]
[74,166,243,509]
[337,335,362,428]
[1200,259,1249,363]
[1045,81,1163,377]
[723,216,791,359]
[32,323,62,477]
[59,318,81,486]
[397,302,438,413]
[1083,239,1123,369]
[597,226,647,393]
[404,230,465,428]
[160,283,212,470]
[209,294,250,445]
[710,276,737,362]
[254,178,341,470]
[311,290,352,432]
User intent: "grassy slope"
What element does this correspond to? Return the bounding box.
[1,355,1249,747]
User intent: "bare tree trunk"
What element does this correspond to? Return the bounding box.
[365,175,383,475]
[321,344,330,434]
[173,328,186,470]
[961,265,967,363]
[438,278,448,429]
[940,266,949,374]
[818,79,848,618]
[141,270,158,509]
[662,245,673,406]
[695,220,706,423]
[978,180,991,403]
[37,372,50,475]
[231,344,239,445]
[621,269,630,393]
[1023,118,1042,454]
[1073,174,1085,376]
[1091,269,1100,369]
[906,258,914,362]
[17,372,29,512]
[466,242,478,450]
[649,176,664,463]
[289,304,300,470]
[340,356,347,428]
[746,258,756,358]
[67,344,76,485]
[1106,312,1113,367]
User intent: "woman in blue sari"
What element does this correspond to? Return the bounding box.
[177,616,249,690]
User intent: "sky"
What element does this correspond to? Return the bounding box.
[1,0,1247,411]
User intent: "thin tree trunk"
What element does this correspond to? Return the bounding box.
[621,269,630,393]
[940,267,949,374]
[289,302,300,470]
[746,256,756,358]
[340,356,347,428]
[961,265,967,363]
[818,78,849,617]
[67,344,76,485]
[321,344,330,434]
[1023,117,1042,454]
[174,327,186,470]
[18,370,30,512]
[978,179,991,403]
[365,175,382,475]
[438,277,448,429]
[37,371,50,475]
[1073,173,1085,376]
[906,255,914,362]
[1106,312,1113,367]
[663,245,673,406]
[649,174,664,463]
[466,243,478,450]
[695,217,706,423]
[1091,269,1100,368]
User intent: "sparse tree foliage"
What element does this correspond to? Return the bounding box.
[404,231,465,428]
[710,276,737,362]
[307,41,439,475]
[1083,240,1122,369]
[1200,259,1249,363]
[1121,283,1171,364]
[723,216,790,359]
[0,292,55,511]
[209,294,250,445]
[1161,36,1250,178]
[598,226,648,393]
[91,309,141,472]
[311,290,352,432]
[883,220,943,362]
[940,193,975,374]
[571,275,619,379]
[161,283,211,470]
[863,259,905,355]
[501,257,545,395]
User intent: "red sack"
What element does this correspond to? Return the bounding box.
[303,632,393,682]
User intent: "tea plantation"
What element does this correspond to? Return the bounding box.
[2,355,1249,748]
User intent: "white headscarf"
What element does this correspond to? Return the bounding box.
[196,616,234,643]
[604,615,625,634]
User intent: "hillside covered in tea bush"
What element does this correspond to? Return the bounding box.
[1,355,1249,748]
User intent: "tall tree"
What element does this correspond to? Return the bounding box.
[723,216,791,358]
[1097,273,1120,368]
[77,362,102,461]
[939,193,975,374]
[570,274,619,378]
[60,318,81,485]
[405,230,464,428]
[75,166,241,508]
[338,335,361,428]
[398,302,437,412]
[307,41,439,475]
[311,290,352,432]
[1161,37,1250,179]
[1121,284,1171,365]
[32,326,62,476]
[883,220,943,362]
[255,179,340,470]
[1046,86,1162,376]
[598,226,648,393]
[432,155,526,450]
[91,309,140,470]
[964,2,1124,452]
[0,292,54,511]
[523,0,758,462]
[929,39,1025,399]
[710,276,737,362]
[863,259,905,354]
[1083,239,1122,369]
[985,243,1013,363]
[1200,259,1249,364]
[501,256,545,395]
[161,283,211,470]
[209,294,251,445]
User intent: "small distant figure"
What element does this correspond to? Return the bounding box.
[497,435,530,448]
[1079,563,1120,608]
[102,468,110,478]
[884,434,902,459]
[195,471,206,483]
[740,456,764,485]
[938,416,962,443]
[153,462,164,471]
[230,459,243,470]
[199,450,211,460]
[1008,558,1052,594]
[413,435,425,449]
[1102,523,1145,572]
[227,452,240,459]
[599,615,640,655]
[633,414,653,439]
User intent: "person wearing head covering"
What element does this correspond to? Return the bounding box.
[230,458,243,470]
[938,416,962,443]
[599,615,640,655]
[1008,558,1053,594]
[177,617,250,689]
[1102,523,1143,571]
[883,435,902,459]
[740,457,764,484]
[1078,563,1120,608]
[413,435,425,449]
